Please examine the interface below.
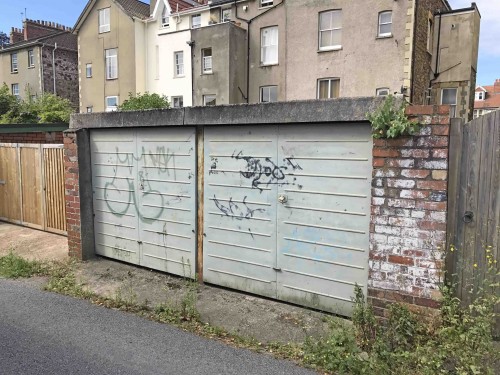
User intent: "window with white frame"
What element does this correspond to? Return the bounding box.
[11,83,19,98]
[172,96,183,108]
[376,87,390,96]
[192,14,201,29]
[28,49,35,68]
[261,0,273,7]
[105,49,118,79]
[105,96,118,112]
[86,106,93,113]
[260,86,277,103]
[221,8,231,22]
[261,26,278,65]
[98,8,110,33]
[441,88,457,117]
[317,78,340,99]
[11,53,18,72]
[319,10,342,50]
[202,48,212,73]
[86,63,92,78]
[378,11,392,37]
[203,94,216,106]
[174,51,184,76]
[475,91,485,101]
[161,6,169,27]
[427,17,433,52]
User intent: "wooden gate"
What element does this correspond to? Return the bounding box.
[447,111,499,335]
[0,143,66,235]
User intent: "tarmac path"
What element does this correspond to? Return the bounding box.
[0,278,315,375]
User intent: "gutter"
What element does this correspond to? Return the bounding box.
[52,42,58,95]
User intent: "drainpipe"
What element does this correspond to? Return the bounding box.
[434,10,442,79]
[234,0,284,103]
[409,0,418,103]
[39,42,46,94]
[52,42,58,95]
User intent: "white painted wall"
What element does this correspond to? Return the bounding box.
[146,18,193,106]
[145,1,211,107]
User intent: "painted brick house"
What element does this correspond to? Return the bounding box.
[74,0,480,121]
[474,79,500,119]
[0,19,78,108]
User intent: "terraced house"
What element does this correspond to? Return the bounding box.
[0,19,78,107]
[74,0,480,120]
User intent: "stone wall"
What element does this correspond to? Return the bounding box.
[368,105,450,316]
[411,0,448,105]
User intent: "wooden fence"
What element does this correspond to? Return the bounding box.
[0,143,66,235]
[447,110,499,335]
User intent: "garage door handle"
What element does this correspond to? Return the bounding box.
[273,267,282,272]
[278,195,288,204]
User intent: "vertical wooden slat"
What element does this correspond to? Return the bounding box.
[446,119,464,280]
[17,144,24,225]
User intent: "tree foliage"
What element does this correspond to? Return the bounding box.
[0,31,9,48]
[0,83,73,123]
[119,92,170,111]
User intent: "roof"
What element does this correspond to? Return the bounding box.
[73,0,150,33]
[475,95,500,110]
[115,0,150,19]
[168,0,196,12]
[0,31,76,53]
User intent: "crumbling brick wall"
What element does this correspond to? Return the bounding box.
[368,105,450,316]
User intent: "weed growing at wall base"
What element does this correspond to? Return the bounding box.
[303,247,500,375]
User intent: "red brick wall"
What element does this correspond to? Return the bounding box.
[0,132,63,144]
[64,131,82,258]
[368,105,450,316]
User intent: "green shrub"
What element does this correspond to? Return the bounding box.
[119,92,170,111]
[367,95,420,138]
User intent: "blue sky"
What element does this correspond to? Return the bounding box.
[0,0,497,86]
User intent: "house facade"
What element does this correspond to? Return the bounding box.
[73,0,150,113]
[74,0,480,120]
[0,20,78,107]
[473,80,500,119]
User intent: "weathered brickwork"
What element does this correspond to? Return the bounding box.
[64,131,82,258]
[368,105,450,317]
[0,131,63,144]
[42,46,79,109]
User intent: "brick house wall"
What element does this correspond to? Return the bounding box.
[42,34,78,109]
[411,0,448,105]
[0,131,63,144]
[369,105,450,316]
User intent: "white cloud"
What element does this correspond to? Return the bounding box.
[448,0,500,56]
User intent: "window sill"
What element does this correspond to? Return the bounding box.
[317,46,342,53]
[173,75,185,79]
[99,30,110,34]
[202,71,213,75]
[11,71,18,74]
[258,5,274,10]
[28,66,35,69]
[376,34,392,39]
[260,63,278,68]
[86,76,92,79]
[106,78,118,81]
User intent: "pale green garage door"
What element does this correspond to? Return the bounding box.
[90,128,197,278]
[203,124,372,315]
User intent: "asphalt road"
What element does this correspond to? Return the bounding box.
[0,279,315,375]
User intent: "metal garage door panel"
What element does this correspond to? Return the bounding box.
[91,130,140,264]
[276,124,372,315]
[136,128,196,278]
[203,126,278,297]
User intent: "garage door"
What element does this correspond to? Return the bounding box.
[203,125,372,315]
[91,128,197,278]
